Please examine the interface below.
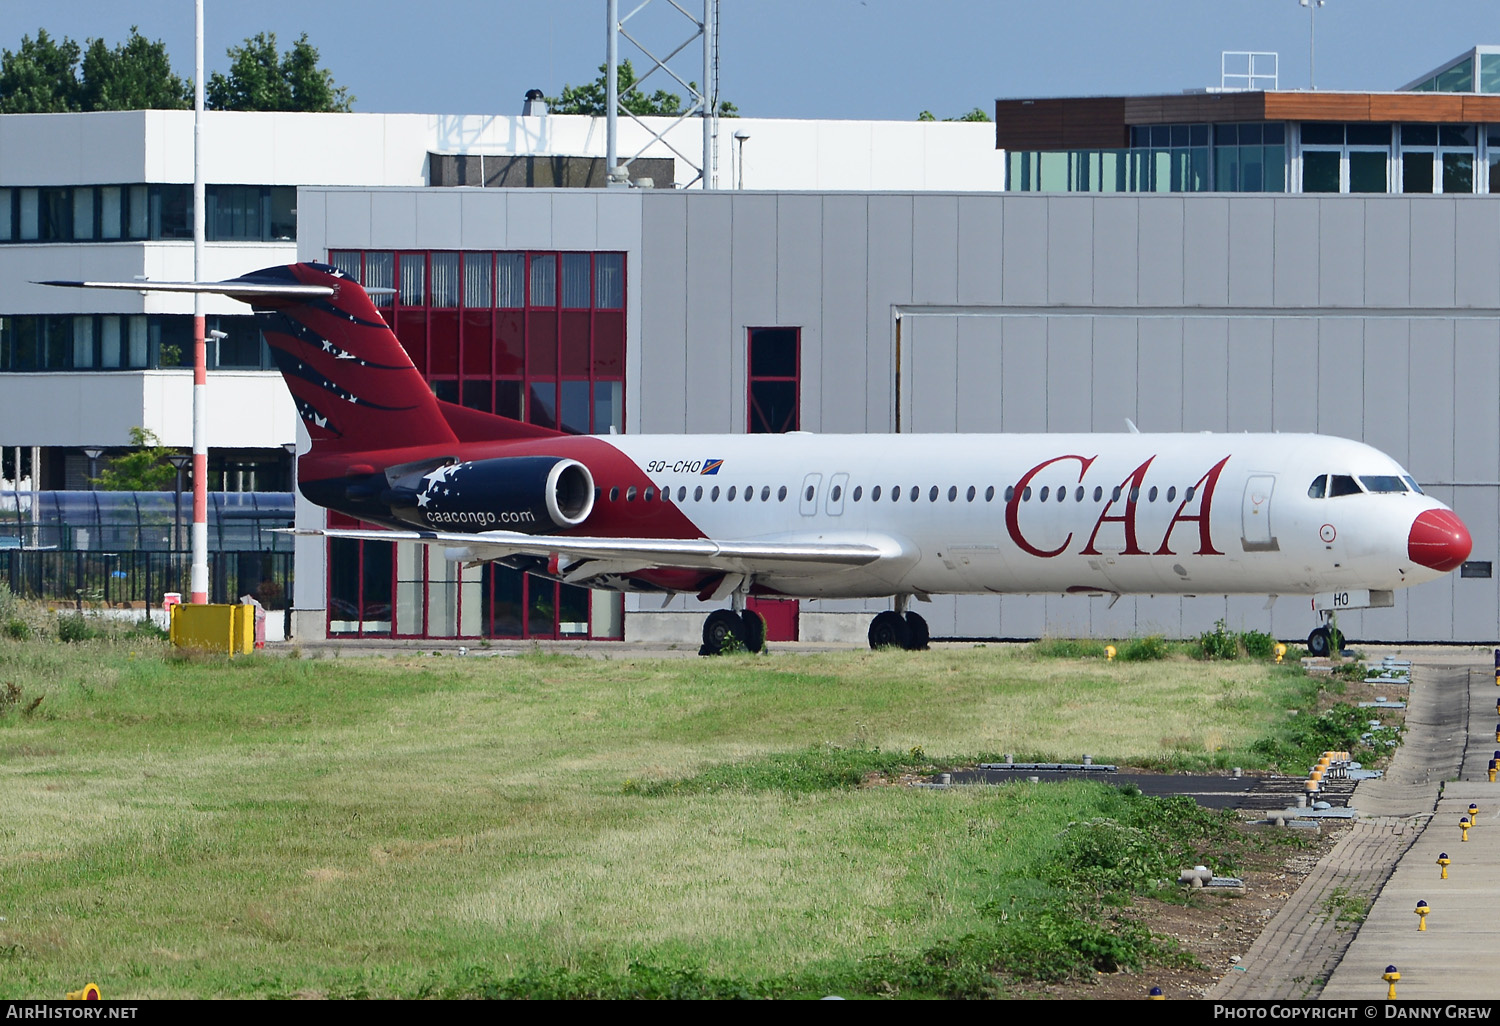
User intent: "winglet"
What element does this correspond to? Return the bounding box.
[1124,418,1140,434]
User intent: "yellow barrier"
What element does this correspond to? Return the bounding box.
[170,603,254,656]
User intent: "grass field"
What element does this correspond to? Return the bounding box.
[0,639,1337,998]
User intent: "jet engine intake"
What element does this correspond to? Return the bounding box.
[385,455,594,534]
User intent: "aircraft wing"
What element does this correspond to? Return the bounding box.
[300,527,894,581]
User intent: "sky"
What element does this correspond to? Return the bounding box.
[1,1,1498,120]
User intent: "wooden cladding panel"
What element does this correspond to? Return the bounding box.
[1369,93,1466,120]
[995,97,1126,149]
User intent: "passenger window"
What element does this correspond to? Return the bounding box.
[1112,486,1122,502]
[761,485,771,501]
[804,485,814,502]
[1167,486,1176,502]
[1148,486,1158,502]
[1055,487,1064,502]
[1004,486,1015,502]
[893,486,901,502]
[947,486,957,502]
[609,486,620,502]
[872,485,882,501]
[728,486,738,501]
[1329,475,1362,497]
[1185,486,1196,502]
[852,486,862,502]
[909,486,919,501]
[929,486,939,502]
[1308,475,1327,499]
[1040,486,1050,502]
[644,487,654,502]
[1129,487,1139,503]
[985,486,994,501]
[1022,486,1032,501]
[1074,486,1083,502]
[1093,486,1102,502]
[778,485,787,501]
[966,486,976,502]
[711,486,720,501]
[831,485,842,502]
[746,487,754,502]
[626,486,637,501]
[677,486,687,502]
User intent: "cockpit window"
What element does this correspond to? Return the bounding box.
[1308,475,1327,499]
[1359,475,1408,494]
[1403,475,1425,496]
[1328,475,1362,497]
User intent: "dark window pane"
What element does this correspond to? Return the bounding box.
[1264,146,1286,191]
[1440,124,1476,147]
[749,380,797,433]
[1170,124,1188,147]
[38,187,71,240]
[495,310,524,376]
[1403,152,1435,193]
[1262,122,1284,144]
[152,184,192,239]
[1240,146,1264,191]
[1349,151,1388,193]
[490,566,525,637]
[1443,152,1474,193]
[269,187,295,240]
[1301,123,1344,146]
[1238,123,1263,145]
[1215,146,1239,191]
[1402,124,1437,146]
[431,379,458,403]
[593,380,621,434]
[1346,123,1391,146]
[749,328,797,377]
[1150,125,1170,147]
[395,310,427,373]
[1189,124,1209,146]
[528,381,557,429]
[461,380,492,412]
[1329,474,1361,497]
[1214,123,1238,146]
[1302,150,1340,192]
[495,380,523,420]
[1436,57,1473,93]
[560,380,591,434]
[329,251,361,278]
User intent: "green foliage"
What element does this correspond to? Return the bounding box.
[0,27,190,113]
[548,59,736,117]
[918,106,992,122]
[1251,701,1400,771]
[1198,618,1240,660]
[0,29,81,112]
[207,32,352,112]
[1241,629,1276,659]
[635,742,924,795]
[79,28,191,111]
[55,612,95,643]
[1118,635,1169,661]
[1028,637,1108,659]
[94,427,177,492]
[1318,886,1370,925]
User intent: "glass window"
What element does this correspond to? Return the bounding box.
[1359,475,1407,493]
[0,188,9,240]
[1263,123,1285,145]
[592,380,622,435]
[99,186,121,240]
[1348,151,1388,193]
[430,253,460,307]
[100,316,121,369]
[560,380,591,434]
[1302,151,1340,192]
[1483,53,1500,93]
[1308,476,1327,499]
[1403,152,1435,193]
[152,184,191,239]
[329,250,361,278]
[127,186,147,238]
[1215,145,1240,191]
[1239,146,1264,191]
[1442,153,1474,193]
[1403,475,1425,495]
[127,316,148,368]
[268,187,296,240]
[1301,123,1343,146]
[1346,123,1391,146]
[561,253,591,309]
[399,253,426,305]
[18,189,38,240]
[463,252,492,307]
[38,188,71,240]
[72,188,94,240]
[71,316,93,369]
[496,253,525,307]
[1403,124,1437,146]
[1437,58,1474,93]
[529,254,556,306]
[1329,474,1362,497]
[595,253,624,308]
[1440,124,1476,147]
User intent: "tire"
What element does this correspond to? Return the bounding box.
[1307,626,1331,658]
[903,612,930,651]
[702,609,743,655]
[868,610,912,650]
[740,610,767,653]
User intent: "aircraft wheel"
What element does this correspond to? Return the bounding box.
[740,610,767,654]
[868,610,912,650]
[1307,626,1342,658]
[702,609,743,655]
[903,612,930,651]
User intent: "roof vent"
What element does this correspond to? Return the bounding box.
[522,89,547,116]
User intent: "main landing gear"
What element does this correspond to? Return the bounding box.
[868,596,929,651]
[699,604,767,655]
[1306,609,1344,658]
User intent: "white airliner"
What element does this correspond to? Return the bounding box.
[45,264,1473,656]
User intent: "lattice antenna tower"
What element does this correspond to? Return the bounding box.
[606,0,720,189]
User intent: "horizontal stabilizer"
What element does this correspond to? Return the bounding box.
[38,278,336,299]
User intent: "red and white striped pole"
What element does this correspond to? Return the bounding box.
[190,0,208,604]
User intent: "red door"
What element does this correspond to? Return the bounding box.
[748,597,798,641]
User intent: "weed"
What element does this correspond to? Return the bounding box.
[1198,619,1239,660]
[1119,635,1169,661]
[1030,638,1108,659]
[1241,630,1276,659]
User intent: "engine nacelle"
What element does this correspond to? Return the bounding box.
[383,456,594,534]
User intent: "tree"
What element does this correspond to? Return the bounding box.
[918,106,992,123]
[79,27,190,111]
[0,29,82,113]
[206,32,352,112]
[95,427,177,492]
[549,59,736,117]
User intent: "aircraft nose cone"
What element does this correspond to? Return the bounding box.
[1408,509,1471,573]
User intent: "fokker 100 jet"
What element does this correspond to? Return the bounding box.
[46,263,1473,656]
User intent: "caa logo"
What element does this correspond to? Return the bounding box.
[701,459,723,475]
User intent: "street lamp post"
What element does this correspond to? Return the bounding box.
[1300,0,1326,90]
[81,447,105,490]
[734,131,750,189]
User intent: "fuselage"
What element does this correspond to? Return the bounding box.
[305,430,1470,602]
